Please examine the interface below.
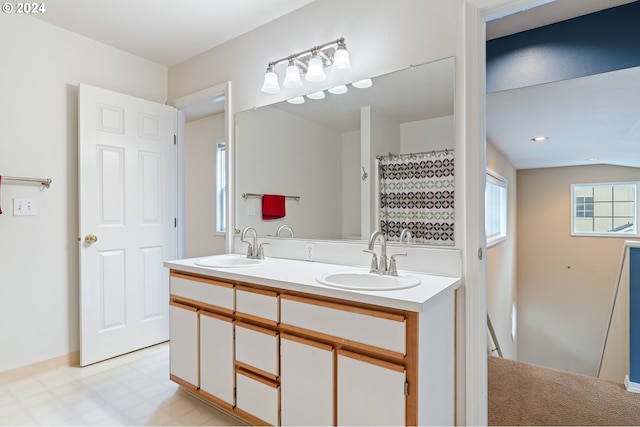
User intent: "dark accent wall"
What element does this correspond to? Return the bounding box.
[486,1,640,93]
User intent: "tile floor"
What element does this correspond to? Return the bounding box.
[0,343,244,426]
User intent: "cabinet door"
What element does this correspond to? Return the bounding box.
[337,350,406,426]
[200,311,234,406]
[169,302,198,387]
[281,334,334,426]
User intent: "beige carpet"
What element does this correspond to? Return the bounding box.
[489,356,640,426]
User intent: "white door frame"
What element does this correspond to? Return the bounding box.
[168,82,234,257]
[463,0,556,425]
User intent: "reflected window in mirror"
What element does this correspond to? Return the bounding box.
[216,141,227,233]
[571,182,638,236]
[485,170,507,246]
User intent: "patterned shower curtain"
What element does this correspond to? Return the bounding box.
[378,150,454,245]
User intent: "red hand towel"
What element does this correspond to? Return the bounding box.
[262,194,285,220]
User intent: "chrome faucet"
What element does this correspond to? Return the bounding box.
[364,231,388,274]
[240,226,266,259]
[276,224,294,238]
[400,229,413,244]
[364,231,406,276]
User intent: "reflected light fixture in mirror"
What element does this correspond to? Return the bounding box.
[328,85,348,94]
[260,37,351,94]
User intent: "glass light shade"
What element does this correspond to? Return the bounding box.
[331,47,351,72]
[307,90,325,100]
[261,71,280,94]
[352,78,373,89]
[306,54,326,82]
[287,96,305,104]
[283,64,303,88]
[328,85,348,94]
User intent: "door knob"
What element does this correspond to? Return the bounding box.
[84,234,98,244]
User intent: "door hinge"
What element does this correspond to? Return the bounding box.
[174,218,177,228]
[404,380,409,396]
[173,134,177,145]
[478,247,483,260]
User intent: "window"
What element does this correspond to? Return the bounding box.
[215,141,226,233]
[571,182,638,236]
[485,170,507,246]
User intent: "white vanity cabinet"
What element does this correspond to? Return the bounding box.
[167,266,456,426]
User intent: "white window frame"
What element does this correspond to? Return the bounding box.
[215,140,226,233]
[485,169,508,247]
[571,181,639,237]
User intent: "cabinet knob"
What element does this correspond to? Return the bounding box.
[84,234,98,244]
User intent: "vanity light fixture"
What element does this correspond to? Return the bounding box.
[260,37,351,94]
[283,59,303,88]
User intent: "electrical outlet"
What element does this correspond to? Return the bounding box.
[305,243,315,261]
[13,198,37,216]
[247,205,256,216]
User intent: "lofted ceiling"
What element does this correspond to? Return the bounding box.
[487,0,640,170]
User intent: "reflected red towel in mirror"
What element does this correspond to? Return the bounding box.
[262,194,285,220]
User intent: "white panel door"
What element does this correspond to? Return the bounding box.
[281,334,334,426]
[337,350,406,426]
[79,84,176,366]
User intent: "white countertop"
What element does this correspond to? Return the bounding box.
[164,256,461,312]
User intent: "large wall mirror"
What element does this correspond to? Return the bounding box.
[235,56,455,245]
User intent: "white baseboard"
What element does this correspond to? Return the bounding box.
[624,375,640,393]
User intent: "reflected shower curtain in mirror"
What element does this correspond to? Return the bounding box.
[378,150,454,245]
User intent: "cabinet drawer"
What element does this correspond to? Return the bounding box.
[235,322,279,378]
[281,295,406,355]
[236,286,278,325]
[170,272,233,312]
[236,370,279,426]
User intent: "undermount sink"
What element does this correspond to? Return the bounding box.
[316,270,421,291]
[195,254,270,268]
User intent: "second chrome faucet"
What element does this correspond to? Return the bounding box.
[363,231,406,276]
[240,226,267,259]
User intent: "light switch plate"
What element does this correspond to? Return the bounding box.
[13,198,37,216]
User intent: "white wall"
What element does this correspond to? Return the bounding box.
[184,113,226,257]
[0,15,167,372]
[486,143,518,359]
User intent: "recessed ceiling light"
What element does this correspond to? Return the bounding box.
[531,136,549,142]
[585,157,599,161]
